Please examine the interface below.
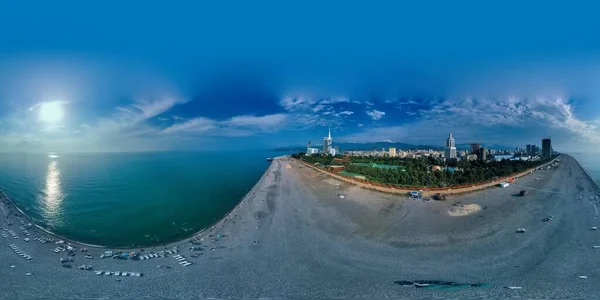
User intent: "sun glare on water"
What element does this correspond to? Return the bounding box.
[39,101,64,123]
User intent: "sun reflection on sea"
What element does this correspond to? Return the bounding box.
[42,159,64,225]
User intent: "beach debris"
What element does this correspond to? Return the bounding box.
[542,216,554,222]
[578,276,588,279]
[591,227,598,230]
[394,280,487,289]
[10,265,15,268]
[339,195,346,199]
[505,286,522,290]
[25,273,33,276]
[516,228,526,233]
[78,265,93,270]
[592,246,600,249]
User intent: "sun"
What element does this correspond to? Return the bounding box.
[39,102,64,123]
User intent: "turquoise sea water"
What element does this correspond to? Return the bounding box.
[0,151,278,247]
[569,152,600,187]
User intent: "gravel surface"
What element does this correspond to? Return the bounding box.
[1,154,599,299]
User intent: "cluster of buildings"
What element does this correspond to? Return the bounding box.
[306,129,555,162]
[306,128,338,156]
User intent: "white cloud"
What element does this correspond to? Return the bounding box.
[161,117,216,134]
[335,110,354,116]
[280,96,315,111]
[312,104,327,112]
[320,97,350,105]
[223,114,287,130]
[366,110,386,120]
[358,123,364,127]
[161,113,288,136]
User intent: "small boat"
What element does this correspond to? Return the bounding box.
[266,158,273,161]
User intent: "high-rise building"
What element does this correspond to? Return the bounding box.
[388,147,397,157]
[445,133,457,159]
[322,128,336,156]
[478,147,487,161]
[526,144,534,156]
[469,143,481,154]
[323,128,332,155]
[534,145,539,155]
[542,138,552,159]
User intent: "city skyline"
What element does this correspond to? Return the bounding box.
[0,2,599,153]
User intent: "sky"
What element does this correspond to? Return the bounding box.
[1,1,599,152]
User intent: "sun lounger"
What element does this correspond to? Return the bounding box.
[182,262,191,266]
[25,256,31,260]
[115,272,120,276]
[121,272,128,276]
[179,261,188,265]
[176,257,185,261]
[104,272,112,276]
[95,271,103,275]
[172,255,181,258]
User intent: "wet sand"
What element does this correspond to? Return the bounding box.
[2,154,600,299]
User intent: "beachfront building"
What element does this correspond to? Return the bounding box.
[445,133,457,159]
[306,148,320,155]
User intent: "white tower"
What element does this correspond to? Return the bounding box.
[445,133,457,159]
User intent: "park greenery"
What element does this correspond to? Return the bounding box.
[292,152,556,187]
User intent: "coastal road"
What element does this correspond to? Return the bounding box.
[1,155,600,298]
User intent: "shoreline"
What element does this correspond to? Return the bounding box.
[4,154,600,298]
[572,156,600,191]
[294,155,562,196]
[0,157,280,250]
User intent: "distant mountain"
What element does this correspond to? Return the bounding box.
[335,142,442,151]
[455,143,515,150]
[274,142,442,152]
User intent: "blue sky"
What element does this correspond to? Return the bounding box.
[1,1,599,152]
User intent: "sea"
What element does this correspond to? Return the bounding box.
[0,151,598,247]
[569,152,600,187]
[0,151,280,247]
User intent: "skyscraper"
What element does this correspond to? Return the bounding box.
[478,147,487,161]
[445,133,457,159]
[542,138,552,159]
[323,128,334,156]
[526,144,534,156]
[469,143,481,154]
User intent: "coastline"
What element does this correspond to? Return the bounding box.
[0,157,280,250]
[572,156,600,190]
[4,154,600,298]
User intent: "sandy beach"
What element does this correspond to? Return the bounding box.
[2,154,600,299]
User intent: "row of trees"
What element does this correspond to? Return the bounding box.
[293,152,555,187]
